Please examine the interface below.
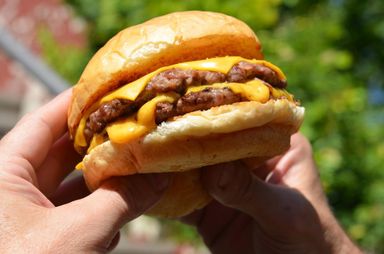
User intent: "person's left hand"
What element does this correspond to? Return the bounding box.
[0,89,170,253]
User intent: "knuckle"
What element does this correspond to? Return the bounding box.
[216,171,254,207]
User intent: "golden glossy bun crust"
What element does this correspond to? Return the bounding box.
[68,11,263,138]
[82,100,304,217]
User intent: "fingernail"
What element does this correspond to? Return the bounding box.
[266,170,283,184]
[148,173,170,191]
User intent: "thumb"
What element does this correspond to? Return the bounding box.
[58,173,170,249]
[202,162,318,235]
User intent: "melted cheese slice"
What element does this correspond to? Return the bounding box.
[87,134,105,153]
[74,56,291,151]
[106,94,178,144]
[101,56,286,102]
[75,117,88,148]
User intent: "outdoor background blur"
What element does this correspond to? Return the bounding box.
[0,0,383,253]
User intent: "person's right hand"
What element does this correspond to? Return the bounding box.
[0,90,170,253]
[182,133,361,254]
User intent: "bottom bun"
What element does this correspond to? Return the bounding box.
[145,168,212,218]
[82,100,304,217]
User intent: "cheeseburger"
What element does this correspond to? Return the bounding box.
[68,11,304,217]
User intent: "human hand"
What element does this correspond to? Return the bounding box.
[0,89,169,253]
[182,133,361,254]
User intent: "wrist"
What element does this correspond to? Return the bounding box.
[322,212,362,254]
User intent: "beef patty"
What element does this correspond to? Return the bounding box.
[84,61,286,143]
[155,87,243,124]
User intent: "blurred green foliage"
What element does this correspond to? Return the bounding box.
[37,27,90,84]
[41,0,384,252]
[160,219,202,246]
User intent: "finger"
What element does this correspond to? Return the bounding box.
[0,89,72,170]
[50,175,90,206]
[270,132,314,182]
[181,201,239,243]
[181,202,254,254]
[180,206,207,226]
[206,213,252,254]
[59,173,170,246]
[107,232,120,252]
[248,133,313,184]
[266,133,326,206]
[202,162,318,236]
[242,156,273,179]
[36,133,82,196]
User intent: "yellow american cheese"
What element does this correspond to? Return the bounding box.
[100,56,286,102]
[137,93,179,127]
[74,56,290,150]
[270,87,294,101]
[105,116,148,144]
[87,134,105,153]
[75,134,105,169]
[75,117,88,147]
[74,102,103,151]
[106,94,178,144]
[75,161,83,170]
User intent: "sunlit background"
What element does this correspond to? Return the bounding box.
[0,0,383,253]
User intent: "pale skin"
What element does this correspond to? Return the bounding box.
[0,89,170,253]
[0,89,361,253]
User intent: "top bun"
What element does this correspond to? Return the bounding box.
[68,11,263,138]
